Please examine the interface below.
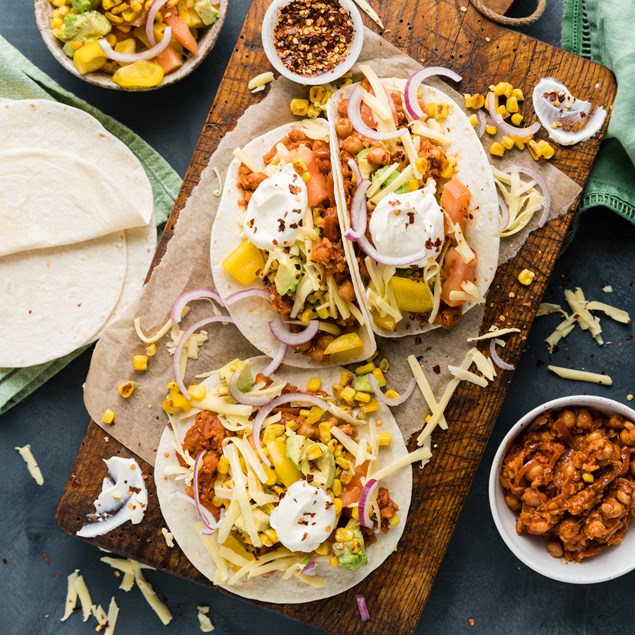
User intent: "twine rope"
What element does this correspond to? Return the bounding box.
[469,0,547,26]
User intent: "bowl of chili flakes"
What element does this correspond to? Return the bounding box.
[489,395,635,584]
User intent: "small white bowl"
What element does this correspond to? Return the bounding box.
[261,0,364,86]
[489,395,635,584]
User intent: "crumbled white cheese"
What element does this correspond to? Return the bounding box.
[15,444,44,486]
[197,605,215,632]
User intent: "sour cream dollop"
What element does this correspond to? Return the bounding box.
[76,456,148,538]
[243,163,307,250]
[270,480,336,553]
[368,182,444,268]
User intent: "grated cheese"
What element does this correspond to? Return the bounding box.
[399,129,422,178]
[75,573,93,622]
[448,280,484,305]
[60,570,79,622]
[407,355,447,430]
[133,567,173,625]
[104,597,119,635]
[161,527,174,548]
[331,426,375,463]
[352,0,384,27]
[586,300,631,324]
[548,365,613,385]
[537,303,566,317]
[197,605,215,632]
[467,327,521,342]
[410,121,451,146]
[370,445,433,482]
[298,119,330,141]
[470,348,496,382]
[134,316,173,344]
[232,148,260,175]
[452,222,476,264]
[448,365,488,388]
[369,164,415,205]
[366,163,400,199]
[15,444,44,486]
[248,71,274,91]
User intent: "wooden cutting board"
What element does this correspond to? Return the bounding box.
[57,1,616,633]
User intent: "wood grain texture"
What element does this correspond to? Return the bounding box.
[57,1,617,633]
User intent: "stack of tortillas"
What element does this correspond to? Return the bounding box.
[0,100,157,368]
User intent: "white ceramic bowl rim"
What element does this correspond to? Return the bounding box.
[261,0,364,86]
[489,394,635,584]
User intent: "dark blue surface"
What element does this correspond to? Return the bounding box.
[2,1,635,634]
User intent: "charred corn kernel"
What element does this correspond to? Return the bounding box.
[388,514,401,527]
[485,124,498,135]
[118,381,138,398]
[307,103,322,119]
[351,505,359,520]
[354,391,371,403]
[187,384,206,401]
[340,386,356,404]
[171,391,192,412]
[336,457,351,470]
[309,86,326,103]
[285,418,300,432]
[378,431,392,446]
[217,455,230,475]
[319,422,332,442]
[263,424,286,444]
[501,135,515,150]
[315,542,329,555]
[305,444,324,461]
[132,354,148,371]
[582,472,594,484]
[327,439,338,453]
[335,528,354,543]
[263,528,278,544]
[329,555,339,568]
[489,142,505,157]
[415,157,429,174]
[340,370,354,386]
[361,398,380,414]
[517,269,536,286]
[496,104,510,119]
[511,87,524,101]
[512,135,526,150]
[101,409,115,425]
[307,377,321,392]
[537,140,555,159]
[384,389,400,400]
[356,362,375,375]
[470,93,485,109]
[510,112,524,126]
[306,406,325,426]
[145,342,157,357]
[340,471,353,485]
[494,81,513,97]
[351,540,361,554]
[505,95,519,113]
[332,478,342,496]
[468,114,478,128]
[527,139,541,160]
[161,398,177,414]
[439,159,455,179]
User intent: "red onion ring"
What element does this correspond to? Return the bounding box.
[98,26,172,63]
[345,178,370,241]
[171,288,224,324]
[347,158,362,187]
[350,233,430,267]
[347,86,407,141]
[486,92,541,139]
[384,86,398,124]
[261,340,287,378]
[476,109,486,138]
[145,0,170,46]
[368,375,416,407]
[228,370,271,407]
[504,164,552,228]
[404,66,462,119]
[489,338,515,371]
[358,478,378,529]
[269,319,319,346]
[192,451,223,534]
[224,287,271,304]
[355,594,371,622]
[301,561,317,576]
[498,194,510,231]
[173,315,234,399]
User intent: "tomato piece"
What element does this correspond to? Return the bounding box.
[153,45,183,74]
[340,462,369,507]
[284,144,329,207]
[441,247,477,307]
[163,10,199,55]
[441,178,471,233]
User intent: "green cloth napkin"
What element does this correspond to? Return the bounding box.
[0,35,182,415]
[562,0,635,225]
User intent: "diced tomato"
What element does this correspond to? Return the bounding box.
[284,144,329,207]
[153,45,183,74]
[340,462,368,507]
[441,247,477,307]
[163,10,199,55]
[441,178,471,233]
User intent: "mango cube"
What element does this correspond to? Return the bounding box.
[72,40,107,75]
[221,240,265,286]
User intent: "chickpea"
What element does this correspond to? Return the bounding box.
[546,540,564,558]
[528,519,549,535]
[522,487,542,507]
[366,146,392,166]
[576,408,593,430]
[586,519,607,539]
[341,135,363,155]
[561,409,576,428]
[337,99,349,117]
[335,117,354,138]
[620,422,635,446]
[504,492,521,512]
[526,463,544,482]
[616,487,632,506]
[600,498,624,519]
[338,280,356,302]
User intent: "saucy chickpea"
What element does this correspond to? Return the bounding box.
[335,117,354,138]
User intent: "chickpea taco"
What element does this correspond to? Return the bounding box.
[155,357,427,602]
[327,66,500,337]
[210,119,375,367]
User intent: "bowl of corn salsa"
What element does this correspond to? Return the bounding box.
[34,0,229,90]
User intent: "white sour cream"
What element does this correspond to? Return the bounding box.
[368,182,444,268]
[243,163,307,250]
[269,480,336,553]
[76,456,148,538]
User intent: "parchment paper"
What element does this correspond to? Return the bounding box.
[84,30,582,466]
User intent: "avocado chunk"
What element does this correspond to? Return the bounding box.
[194,0,220,25]
[333,519,368,570]
[356,148,373,180]
[372,165,410,195]
[219,359,253,392]
[234,508,270,535]
[300,442,335,489]
[59,11,111,50]
[353,374,373,394]
[286,434,307,470]
[71,0,100,13]
[274,252,302,296]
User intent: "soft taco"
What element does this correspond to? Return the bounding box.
[210,119,375,367]
[155,357,420,603]
[327,66,499,337]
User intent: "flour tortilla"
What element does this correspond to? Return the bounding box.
[210,120,376,367]
[155,358,411,603]
[328,79,500,338]
[0,99,153,257]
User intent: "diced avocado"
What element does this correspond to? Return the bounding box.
[267,440,303,487]
[300,442,335,489]
[333,519,368,570]
[372,165,410,195]
[194,0,220,25]
[71,0,98,13]
[219,359,253,392]
[274,252,302,296]
[285,434,307,470]
[60,11,111,46]
[356,148,373,180]
[235,508,270,535]
[354,374,373,393]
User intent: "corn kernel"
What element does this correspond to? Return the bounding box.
[259,533,273,548]
[378,431,392,446]
[132,354,148,371]
[335,528,354,543]
[354,391,371,403]
[508,113,523,128]
[340,370,354,386]
[145,342,157,357]
[315,542,329,555]
[582,472,594,484]
[307,104,322,119]
[305,444,324,461]
[333,497,343,515]
[432,102,449,120]
[319,421,332,443]
[512,135,526,150]
[485,124,498,135]
[306,406,324,426]
[373,369,387,387]
[517,269,536,286]
[329,555,339,567]
[131,0,143,11]
[383,390,399,401]
[511,88,524,101]
[537,140,555,159]
[340,471,353,485]
[332,478,342,496]
[171,391,192,412]
[388,514,401,527]
[361,398,380,414]
[118,381,138,399]
[351,505,359,520]
[262,464,277,486]
[440,158,456,179]
[340,386,356,404]
[263,423,286,444]
[470,93,485,109]
[327,438,338,452]
[468,114,478,128]
[161,398,177,414]
[101,409,115,425]
[51,17,63,28]
[527,139,542,161]
[285,418,301,431]
[211,495,223,508]
[356,362,375,375]
[316,307,330,320]
[307,377,321,392]
[51,0,66,6]
[501,135,515,150]
[187,384,206,401]
[489,142,505,157]
[415,157,429,174]
[351,540,361,554]
[217,455,230,475]
[496,104,510,119]
[494,81,513,98]
[336,457,351,470]
[505,95,519,113]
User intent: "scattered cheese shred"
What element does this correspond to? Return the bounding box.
[331,426,376,463]
[370,445,433,482]
[161,527,174,548]
[586,301,631,324]
[74,573,93,622]
[248,71,274,91]
[60,570,79,622]
[133,567,173,625]
[548,365,613,385]
[448,365,489,388]
[407,355,447,430]
[369,164,415,205]
[232,147,260,175]
[15,444,44,486]
[352,0,383,27]
[197,605,215,632]
[134,316,173,345]
[104,597,119,635]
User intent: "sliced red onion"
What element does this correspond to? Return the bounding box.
[173,315,234,399]
[98,26,172,63]
[384,86,398,124]
[145,0,170,46]
[368,375,416,407]
[251,393,331,467]
[301,561,317,576]
[404,66,462,119]
[345,178,370,241]
[504,164,552,227]
[358,478,378,529]
[347,86,406,141]
[498,194,510,231]
[224,287,271,304]
[355,594,370,622]
[261,341,287,378]
[269,319,319,346]
[192,451,223,534]
[228,370,271,407]
[490,338,515,371]
[171,288,224,324]
[486,91,541,139]
[351,233,430,267]
[347,158,362,186]
[476,109,486,138]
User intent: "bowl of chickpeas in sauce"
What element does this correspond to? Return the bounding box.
[489,395,635,584]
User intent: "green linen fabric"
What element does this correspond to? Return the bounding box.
[0,35,182,415]
[562,0,635,225]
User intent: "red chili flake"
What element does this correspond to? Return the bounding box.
[301,532,309,542]
[42,554,51,565]
[468,618,476,627]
